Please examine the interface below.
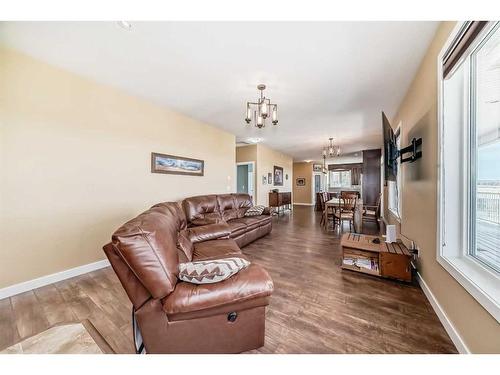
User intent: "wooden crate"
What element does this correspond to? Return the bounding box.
[341,233,412,282]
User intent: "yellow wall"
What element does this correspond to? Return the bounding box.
[383,22,500,353]
[236,145,257,164]
[0,47,236,289]
[293,162,313,204]
[236,144,292,206]
[255,144,293,206]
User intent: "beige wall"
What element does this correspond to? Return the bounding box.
[255,144,293,206]
[236,144,257,164]
[383,22,500,353]
[0,47,236,289]
[293,162,313,204]
[236,144,292,206]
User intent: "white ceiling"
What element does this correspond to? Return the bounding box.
[0,21,438,161]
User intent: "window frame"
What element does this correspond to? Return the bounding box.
[437,21,500,323]
[328,170,352,189]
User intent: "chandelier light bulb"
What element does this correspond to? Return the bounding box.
[272,106,278,124]
[257,114,264,128]
[260,101,268,118]
[245,106,252,124]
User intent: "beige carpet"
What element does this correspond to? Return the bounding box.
[1,323,105,354]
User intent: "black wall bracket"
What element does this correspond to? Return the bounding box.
[399,138,422,164]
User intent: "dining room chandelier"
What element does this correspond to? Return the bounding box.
[323,137,341,158]
[245,84,278,128]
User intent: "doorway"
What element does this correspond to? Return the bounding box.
[314,174,321,194]
[236,162,255,204]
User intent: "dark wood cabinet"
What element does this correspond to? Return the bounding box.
[362,149,381,206]
[269,191,291,214]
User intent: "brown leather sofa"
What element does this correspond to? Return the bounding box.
[103,193,273,353]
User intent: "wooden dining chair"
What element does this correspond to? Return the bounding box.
[319,193,326,226]
[341,190,360,198]
[320,193,338,230]
[363,193,381,229]
[335,196,357,232]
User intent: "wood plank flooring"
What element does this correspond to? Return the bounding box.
[0,205,457,353]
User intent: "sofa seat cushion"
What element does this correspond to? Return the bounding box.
[229,216,271,232]
[162,264,274,320]
[226,220,248,237]
[193,239,243,261]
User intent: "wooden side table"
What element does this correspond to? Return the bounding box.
[341,233,412,282]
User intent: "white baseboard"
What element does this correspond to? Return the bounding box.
[417,272,469,353]
[0,259,110,300]
[293,203,314,206]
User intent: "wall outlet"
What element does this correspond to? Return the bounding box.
[410,247,419,261]
[409,240,419,259]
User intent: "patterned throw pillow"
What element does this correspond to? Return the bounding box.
[178,257,250,284]
[244,205,266,217]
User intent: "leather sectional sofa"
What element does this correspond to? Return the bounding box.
[103,193,274,353]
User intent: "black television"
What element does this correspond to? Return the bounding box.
[382,111,398,181]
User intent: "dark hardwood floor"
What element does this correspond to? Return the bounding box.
[0,205,457,353]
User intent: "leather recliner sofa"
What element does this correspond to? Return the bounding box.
[103,193,274,353]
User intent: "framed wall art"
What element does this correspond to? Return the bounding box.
[151,152,204,176]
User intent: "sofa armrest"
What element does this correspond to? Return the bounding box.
[187,222,231,243]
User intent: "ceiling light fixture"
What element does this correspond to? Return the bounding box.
[247,137,262,144]
[245,84,278,129]
[322,137,341,158]
[117,21,132,30]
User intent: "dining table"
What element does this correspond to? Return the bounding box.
[324,197,363,233]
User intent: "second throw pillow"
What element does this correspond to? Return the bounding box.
[244,205,266,216]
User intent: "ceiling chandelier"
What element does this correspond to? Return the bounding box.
[321,137,341,174]
[245,84,278,128]
[323,137,341,158]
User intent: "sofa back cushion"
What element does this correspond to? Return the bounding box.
[183,194,223,226]
[233,193,254,218]
[111,202,185,299]
[217,194,238,221]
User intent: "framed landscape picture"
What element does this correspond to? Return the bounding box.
[274,165,284,186]
[151,152,204,176]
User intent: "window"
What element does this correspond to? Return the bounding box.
[438,21,500,322]
[329,170,351,188]
[388,128,402,219]
[471,27,500,273]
